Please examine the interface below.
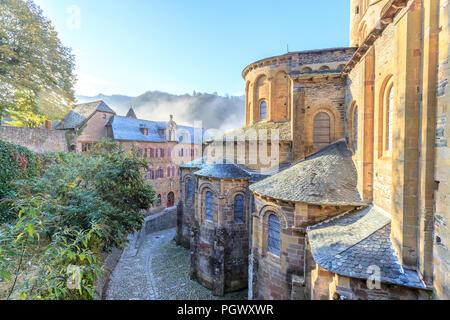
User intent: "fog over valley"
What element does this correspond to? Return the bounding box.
[76,91,245,134]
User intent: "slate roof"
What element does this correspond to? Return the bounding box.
[73,101,115,118]
[307,206,427,289]
[55,100,116,130]
[194,158,252,180]
[55,110,86,129]
[289,69,343,78]
[249,140,363,205]
[180,157,208,169]
[106,115,208,144]
[207,121,291,143]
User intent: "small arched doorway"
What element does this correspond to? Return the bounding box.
[167,192,175,207]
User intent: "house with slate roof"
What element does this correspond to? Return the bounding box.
[57,101,209,212]
[178,0,449,300]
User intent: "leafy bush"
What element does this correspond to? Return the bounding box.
[0,140,39,223]
[0,139,156,299]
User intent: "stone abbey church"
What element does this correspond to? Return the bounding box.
[175,0,450,300]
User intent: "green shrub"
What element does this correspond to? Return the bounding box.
[0,138,156,300]
[0,140,39,223]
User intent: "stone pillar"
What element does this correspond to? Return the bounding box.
[175,200,183,245]
[291,84,306,163]
[212,226,226,296]
[362,47,375,203]
[291,275,306,300]
[392,2,423,268]
[310,265,334,300]
[418,0,438,286]
[189,220,200,281]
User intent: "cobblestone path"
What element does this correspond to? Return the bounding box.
[105,228,247,300]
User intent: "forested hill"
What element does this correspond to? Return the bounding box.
[76,91,245,133]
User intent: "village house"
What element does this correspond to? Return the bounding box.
[56,100,207,211]
[177,0,450,300]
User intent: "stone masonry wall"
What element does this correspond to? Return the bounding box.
[0,126,68,153]
[433,0,450,300]
[144,206,177,235]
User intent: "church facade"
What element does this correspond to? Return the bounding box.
[177,0,450,300]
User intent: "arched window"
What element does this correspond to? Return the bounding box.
[172,166,175,177]
[313,112,331,151]
[233,194,245,224]
[205,191,214,221]
[251,195,255,213]
[386,85,394,151]
[186,179,194,201]
[354,106,358,151]
[268,214,280,256]
[301,67,312,73]
[260,101,267,120]
[319,65,330,71]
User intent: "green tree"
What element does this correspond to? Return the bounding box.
[0,0,76,121]
[0,139,157,299]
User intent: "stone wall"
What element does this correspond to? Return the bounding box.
[176,168,199,249]
[144,206,177,235]
[95,247,124,300]
[249,195,354,300]
[433,0,450,300]
[190,176,251,296]
[117,140,202,211]
[0,126,68,153]
[243,48,356,126]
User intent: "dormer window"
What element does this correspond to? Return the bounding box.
[143,128,148,136]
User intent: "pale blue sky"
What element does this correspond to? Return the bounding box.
[33,0,351,97]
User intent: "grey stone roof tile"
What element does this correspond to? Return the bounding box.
[207,121,292,143]
[107,116,208,144]
[180,157,208,169]
[307,206,427,289]
[249,140,363,205]
[194,158,252,180]
[55,100,116,130]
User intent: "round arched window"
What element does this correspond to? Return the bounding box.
[234,194,245,224]
[268,214,280,256]
[260,101,267,120]
[205,191,214,221]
